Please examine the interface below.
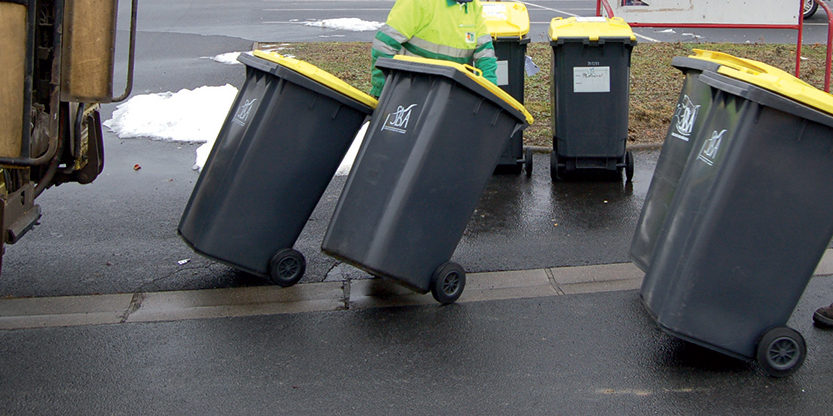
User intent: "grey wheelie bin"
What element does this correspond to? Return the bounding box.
[631,53,724,273]
[178,50,376,287]
[482,1,533,175]
[639,50,833,377]
[321,56,533,304]
[548,17,636,181]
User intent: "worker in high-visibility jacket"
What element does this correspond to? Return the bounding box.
[370,0,498,98]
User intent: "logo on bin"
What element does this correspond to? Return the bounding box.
[697,129,727,166]
[671,95,700,142]
[233,99,257,127]
[381,104,418,134]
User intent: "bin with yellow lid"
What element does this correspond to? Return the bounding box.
[482,1,533,174]
[634,49,833,377]
[548,16,637,181]
[322,55,532,304]
[631,53,727,274]
[179,51,376,287]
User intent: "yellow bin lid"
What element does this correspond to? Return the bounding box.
[252,50,377,109]
[391,55,533,125]
[481,1,530,39]
[549,16,636,42]
[689,49,833,116]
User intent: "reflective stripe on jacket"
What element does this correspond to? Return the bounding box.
[370,0,497,97]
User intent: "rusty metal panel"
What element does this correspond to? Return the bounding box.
[0,3,26,158]
[61,0,118,101]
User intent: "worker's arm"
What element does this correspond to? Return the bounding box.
[473,2,498,85]
[370,0,423,97]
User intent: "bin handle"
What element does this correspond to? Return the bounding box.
[691,49,768,76]
[463,64,483,78]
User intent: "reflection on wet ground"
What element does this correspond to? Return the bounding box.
[455,149,659,272]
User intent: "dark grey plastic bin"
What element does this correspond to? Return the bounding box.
[321,56,531,304]
[548,17,636,181]
[178,52,375,287]
[641,65,833,377]
[493,36,532,175]
[630,57,722,273]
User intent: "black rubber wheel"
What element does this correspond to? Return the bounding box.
[430,262,466,304]
[268,248,306,287]
[625,151,634,182]
[524,147,533,178]
[804,0,818,19]
[756,327,806,377]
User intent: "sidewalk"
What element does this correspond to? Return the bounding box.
[4,249,833,330]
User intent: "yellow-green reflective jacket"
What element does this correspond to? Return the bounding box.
[370,0,498,97]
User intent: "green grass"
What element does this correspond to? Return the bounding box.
[278,42,833,147]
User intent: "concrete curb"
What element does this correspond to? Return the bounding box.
[2,249,832,330]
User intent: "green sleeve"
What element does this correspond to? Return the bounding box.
[370,0,423,97]
[473,3,498,85]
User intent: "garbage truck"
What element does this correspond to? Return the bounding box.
[0,0,137,273]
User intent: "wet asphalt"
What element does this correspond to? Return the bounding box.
[0,18,662,298]
[0,134,658,297]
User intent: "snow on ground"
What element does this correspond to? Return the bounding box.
[104,80,367,174]
[104,84,238,145]
[304,18,383,32]
[208,50,296,64]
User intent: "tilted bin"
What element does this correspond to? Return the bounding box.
[638,50,833,377]
[630,54,724,273]
[321,56,532,304]
[179,51,376,287]
[548,17,635,181]
[482,1,532,175]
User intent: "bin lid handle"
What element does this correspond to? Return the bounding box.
[390,55,534,125]
[463,64,483,78]
[252,50,378,109]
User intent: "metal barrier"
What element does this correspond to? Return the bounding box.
[597,0,833,92]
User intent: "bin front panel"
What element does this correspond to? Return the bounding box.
[631,67,716,275]
[551,40,632,159]
[646,86,833,359]
[179,64,369,275]
[323,70,521,291]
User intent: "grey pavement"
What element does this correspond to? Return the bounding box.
[2,275,833,414]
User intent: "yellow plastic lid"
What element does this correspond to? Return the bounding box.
[252,50,377,109]
[391,55,533,125]
[689,49,833,116]
[549,16,636,42]
[481,1,530,39]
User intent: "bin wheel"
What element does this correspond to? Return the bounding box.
[756,327,806,377]
[268,248,306,287]
[550,152,562,181]
[625,151,634,182]
[430,262,466,304]
[524,148,533,178]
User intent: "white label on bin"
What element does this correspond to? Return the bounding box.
[496,60,509,86]
[671,95,701,142]
[573,67,610,93]
[381,104,418,134]
[697,129,727,166]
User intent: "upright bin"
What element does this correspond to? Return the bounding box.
[482,1,533,175]
[548,17,635,181]
[630,55,723,273]
[179,51,376,287]
[640,50,833,377]
[321,56,532,304]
